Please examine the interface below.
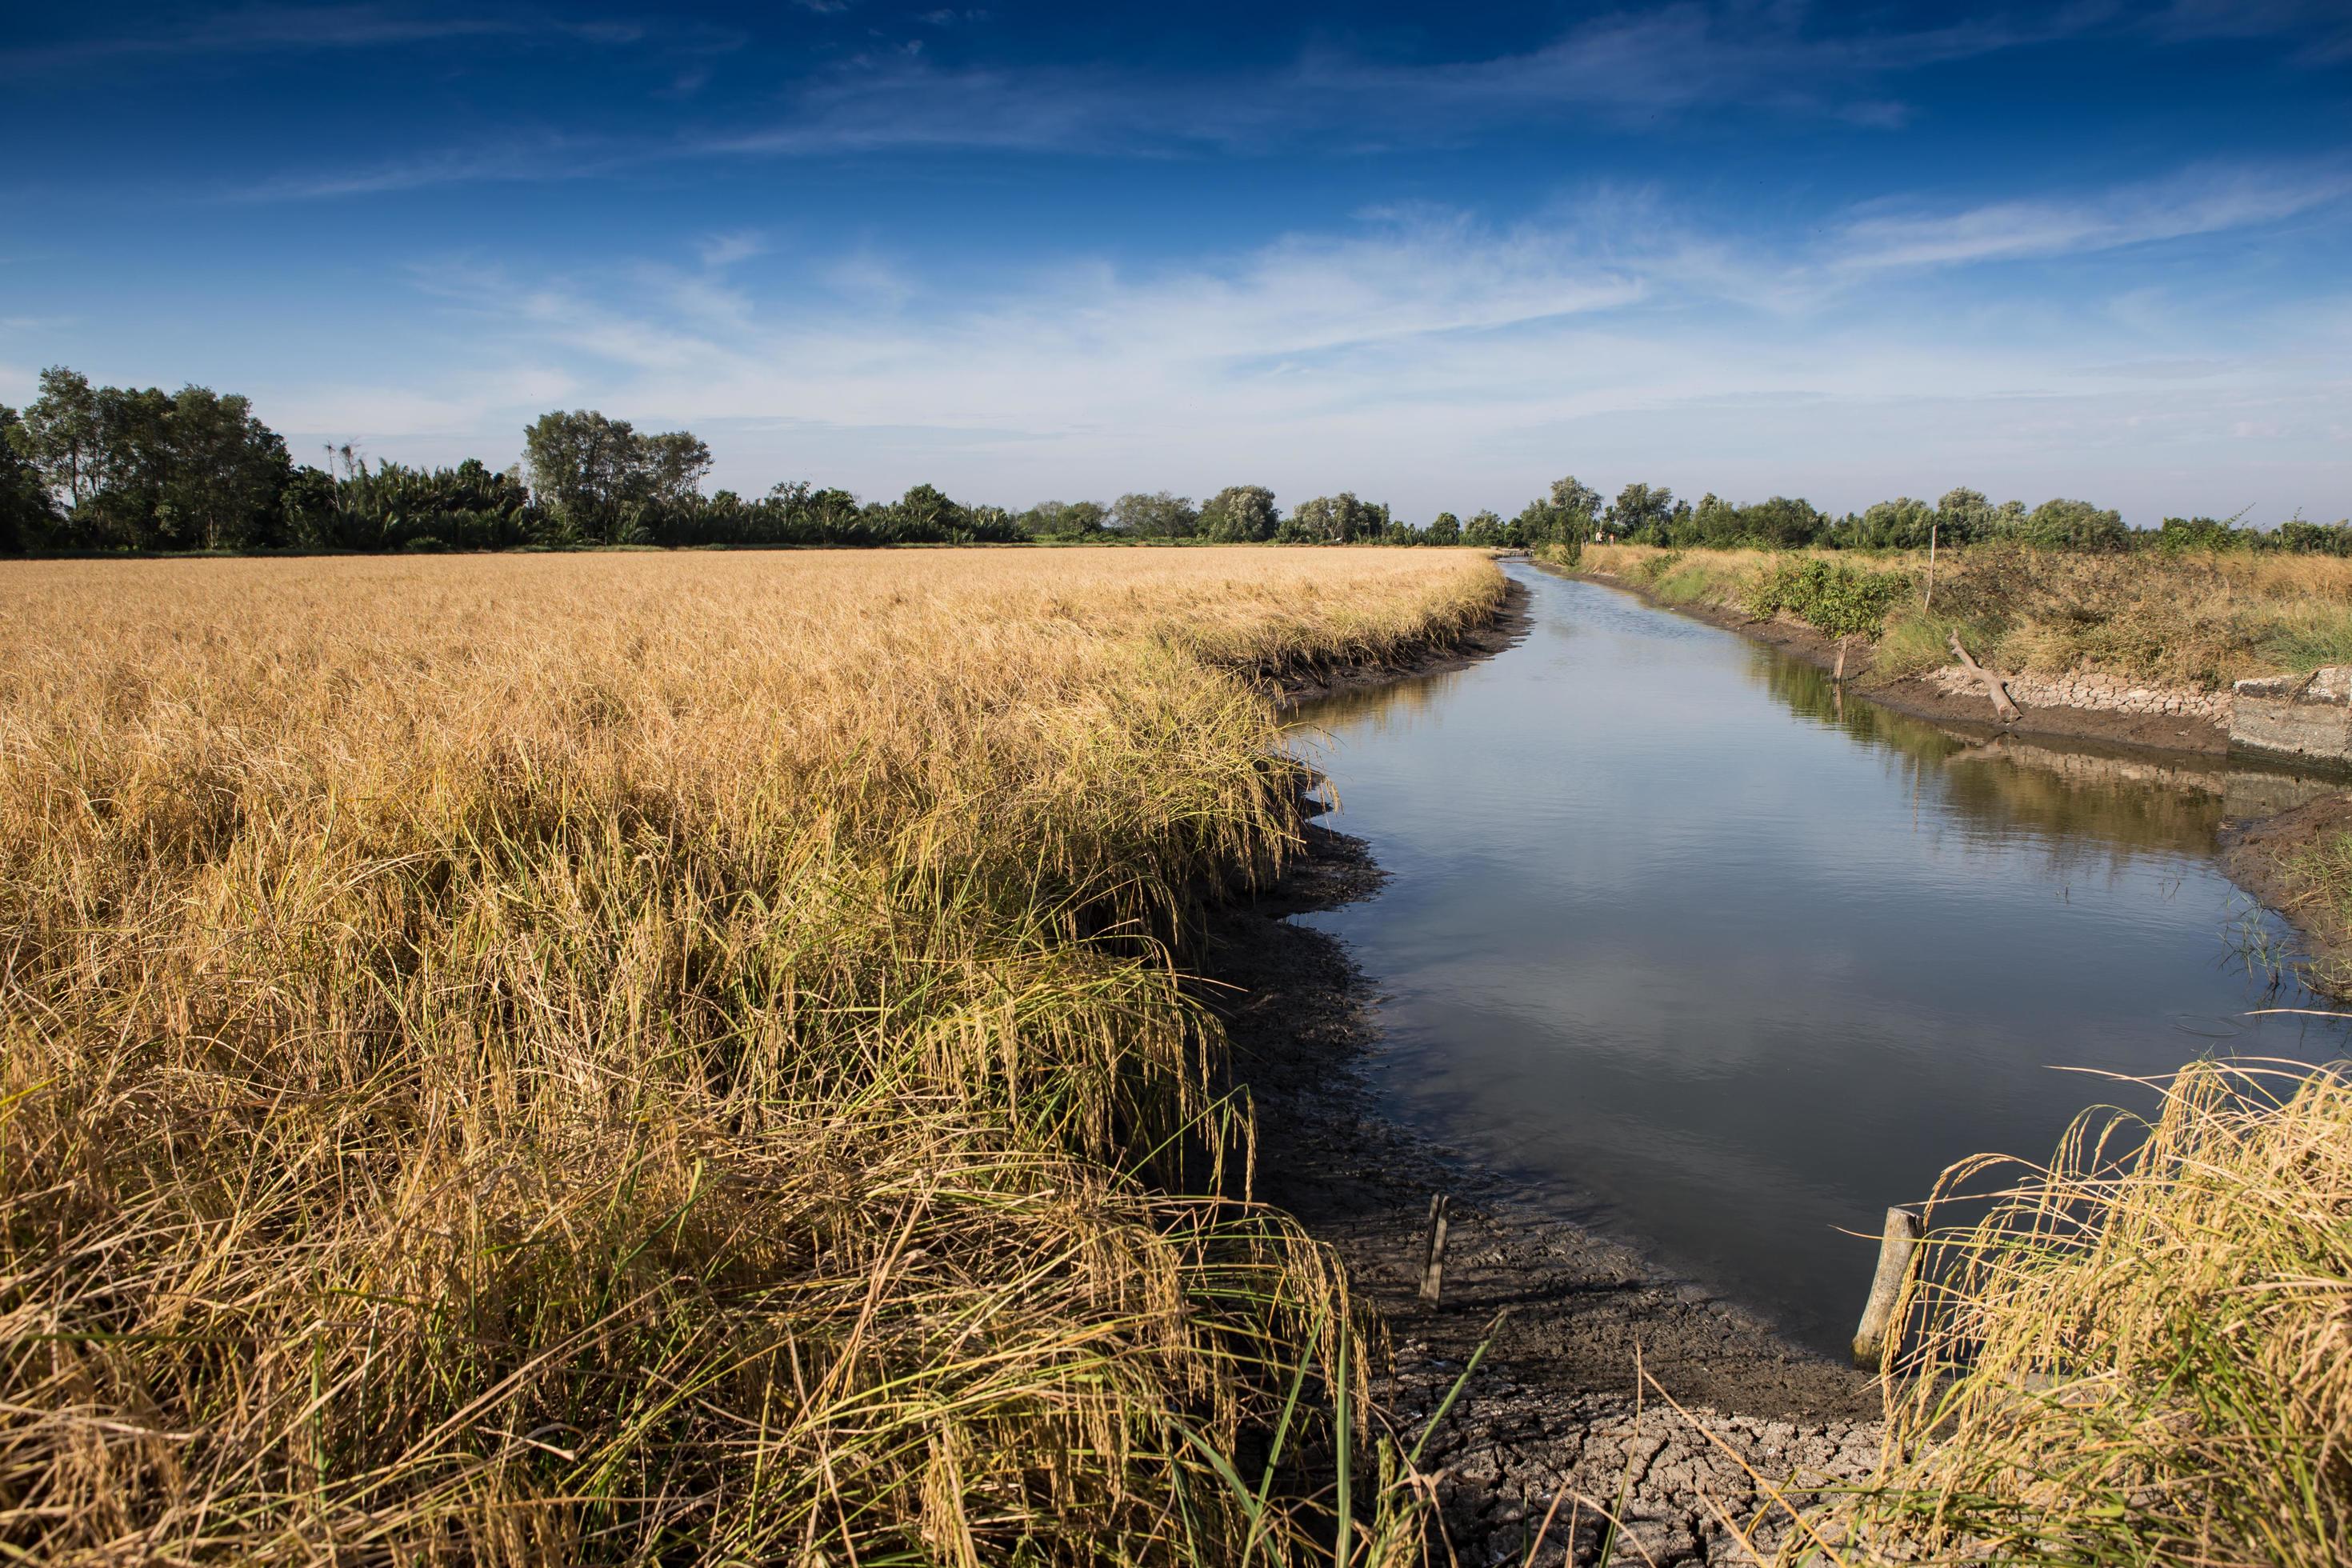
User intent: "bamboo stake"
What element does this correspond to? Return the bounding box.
[1852,1206,1922,1370]
[1418,1194,1450,1306]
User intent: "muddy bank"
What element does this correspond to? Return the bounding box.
[1275,573,1534,707]
[1566,566,2230,759]
[2223,794,2352,998]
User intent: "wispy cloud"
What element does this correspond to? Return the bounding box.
[210,2,2137,200]
[292,165,2347,523]
[225,132,630,202]
[0,5,589,77]
[2145,0,2352,62]
[702,6,2055,162]
[695,231,763,269]
[1284,4,2098,134]
[1831,162,2352,271]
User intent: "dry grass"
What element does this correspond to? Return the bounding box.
[1798,1060,2352,1566]
[0,546,1504,1565]
[1580,542,2352,690]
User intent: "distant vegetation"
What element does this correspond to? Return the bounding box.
[1596,484,2352,556]
[10,364,2340,558]
[0,366,1585,554]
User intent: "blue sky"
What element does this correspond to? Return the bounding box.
[3,1,2348,523]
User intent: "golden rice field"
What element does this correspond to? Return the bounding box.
[0,546,1505,1565]
[1799,1060,2352,1567]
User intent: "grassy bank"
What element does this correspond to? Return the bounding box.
[0,547,1504,1564]
[1794,1060,2351,1565]
[1572,542,2352,692]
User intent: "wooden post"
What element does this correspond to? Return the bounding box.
[1925,521,1938,612]
[1852,1206,1922,1371]
[1418,1194,1451,1306]
[1947,632,2023,723]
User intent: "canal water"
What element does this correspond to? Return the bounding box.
[1289,561,2350,1358]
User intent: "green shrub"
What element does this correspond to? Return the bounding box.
[1741,556,1912,639]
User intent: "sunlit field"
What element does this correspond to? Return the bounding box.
[0,546,1504,1565]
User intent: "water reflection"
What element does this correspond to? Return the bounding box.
[1750,648,2335,854]
[1287,562,2347,1357]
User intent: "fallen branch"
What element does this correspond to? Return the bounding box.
[1948,631,2022,723]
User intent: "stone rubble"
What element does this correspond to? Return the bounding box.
[1921,664,2230,725]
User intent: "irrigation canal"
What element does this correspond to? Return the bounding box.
[1288,559,2349,1358]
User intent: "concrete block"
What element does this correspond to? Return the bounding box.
[2232,667,2352,762]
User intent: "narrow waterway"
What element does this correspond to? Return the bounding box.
[1290,561,2350,1358]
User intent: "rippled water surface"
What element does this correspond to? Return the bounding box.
[1290,562,2348,1356]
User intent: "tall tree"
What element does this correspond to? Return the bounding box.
[1602,482,1676,542]
[155,386,290,550]
[2021,497,2127,551]
[1110,490,1200,539]
[1515,475,1602,548]
[524,410,710,541]
[1019,499,1109,540]
[1199,485,1278,542]
[18,370,290,550]
[1934,487,1998,545]
[1288,492,1377,542]
[1110,494,1204,542]
[0,405,59,551]
[17,367,104,514]
[888,483,969,537]
[642,429,714,504]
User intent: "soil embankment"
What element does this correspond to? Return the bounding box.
[2222,794,2352,997]
[1219,572,1880,1565]
[1568,566,2230,758]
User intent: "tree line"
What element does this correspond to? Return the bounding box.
[1592,486,2352,556]
[2,366,2342,556]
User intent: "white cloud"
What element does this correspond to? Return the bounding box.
[254,170,2352,524]
[1833,163,2352,272]
[696,231,765,269]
